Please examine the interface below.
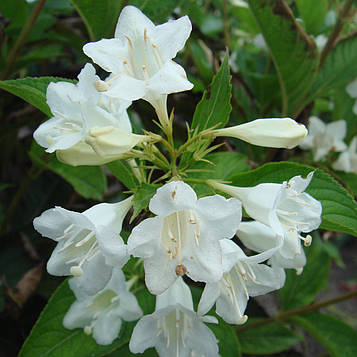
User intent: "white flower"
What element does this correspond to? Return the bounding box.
[299,116,347,161]
[64,268,142,345]
[129,278,219,357]
[33,197,132,294]
[83,6,193,121]
[33,63,149,166]
[198,240,285,325]
[237,221,307,270]
[332,136,357,173]
[209,172,322,260]
[127,181,242,294]
[212,118,307,149]
[346,79,357,114]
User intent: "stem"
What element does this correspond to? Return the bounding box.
[236,289,357,333]
[0,0,47,80]
[319,0,354,68]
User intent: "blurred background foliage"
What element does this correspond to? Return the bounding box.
[1,0,357,356]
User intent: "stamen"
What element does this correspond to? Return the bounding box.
[300,234,312,247]
[70,266,83,277]
[75,231,95,247]
[93,80,109,92]
[194,232,199,246]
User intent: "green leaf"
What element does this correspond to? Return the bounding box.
[29,143,107,200]
[229,162,357,237]
[132,183,159,220]
[187,152,250,196]
[0,0,28,34]
[309,34,357,100]
[0,77,75,117]
[69,0,123,40]
[19,280,131,357]
[280,236,330,310]
[130,0,182,23]
[210,319,242,356]
[296,0,328,35]
[237,320,302,354]
[191,53,232,132]
[106,161,139,190]
[248,0,319,116]
[290,313,357,357]
[334,171,357,199]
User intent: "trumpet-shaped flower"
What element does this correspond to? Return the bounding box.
[299,116,347,161]
[127,181,242,294]
[129,277,219,357]
[33,197,132,294]
[64,268,142,345]
[209,172,322,260]
[198,240,285,324]
[212,118,307,149]
[237,221,307,270]
[83,6,193,121]
[33,63,149,166]
[332,136,357,173]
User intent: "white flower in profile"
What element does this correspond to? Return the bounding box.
[129,277,219,357]
[332,136,357,173]
[127,180,242,295]
[83,5,193,127]
[64,268,142,345]
[237,221,307,270]
[299,116,347,161]
[33,196,132,294]
[33,63,150,166]
[198,239,285,325]
[209,172,322,260]
[212,118,307,149]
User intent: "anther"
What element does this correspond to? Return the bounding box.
[70,266,83,277]
[303,234,312,247]
[84,326,92,335]
[175,264,187,276]
[171,190,177,200]
[93,80,109,92]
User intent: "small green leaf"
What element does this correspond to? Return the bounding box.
[29,143,107,200]
[237,319,302,354]
[19,280,131,357]
[229,162,357,237]
[106,161,139,190]
[130,0,183,23]
[296,0,328,35]
[290,313,357,357]
[0,77,75,117]
[248,0,319,116]
[309,34,357,101]
[132,183,159,220]
[191,53,232,132]
[280,236,330,310]
[69,0,123,40]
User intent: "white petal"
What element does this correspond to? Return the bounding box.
[146,61,193,96]
[196,195,241,240]
[92,313,122,345]
[105,74,146,101]
[308,116,325,136]
[270,244,306,269]
[129,315,158,353]
[77,63,100,101]
[149,181,197,216]
[332,151,351,172]
[153,16,192,61]
[326,120,346,141]
[63,299,93,329]
[220,239,246,272]
[197,282,220,316]
[346,79,357,98]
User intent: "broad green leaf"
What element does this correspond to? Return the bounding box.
[19,280,130,357]
[69,0,123,40]
[132,183,159,220]
[191,53,232,132]
[0,0,28,34]
[308,34,357,101]
[29,143,107,200]
[280,236,330,310]
[334,171,357,199]
[237,320,302,354]
[130,0,182,23]
[0,77,75,117]
[290,313,357,357]
[248,0,319,116]
[229,162,357,237]
[187,152,250,196]
[296,0,328,35]
[106,161,140,190]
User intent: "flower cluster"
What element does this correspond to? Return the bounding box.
[32,5,322,356]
